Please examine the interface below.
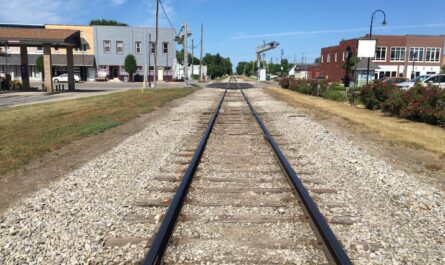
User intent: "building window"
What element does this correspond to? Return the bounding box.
[425,48,440,62]
[327,53,331,63]
[135,41,142,54]
[36,46,43,53]
[137,66,143,71]
[99,65,108,71]
[390,47,406,62]
[75,44,88,53]
[342,51,346,61]
[321,54,324,63]
[151,42,155,54]
[104,40,111,53]
[334,52,337,62]
[163,42,169,54]
[409,47,424,62]
[116,41,124,54]
[373,46,387,61]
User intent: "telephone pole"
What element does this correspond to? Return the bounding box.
[153,0,159,92]
[191,39,194,81]
[199,23,204,82]
[183,23,189,86]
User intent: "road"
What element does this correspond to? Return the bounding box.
[0,80,190,109]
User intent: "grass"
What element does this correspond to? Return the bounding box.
[0,88,197,175]
[266,87,445,155]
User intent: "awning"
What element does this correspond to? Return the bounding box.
[0,54,95,66]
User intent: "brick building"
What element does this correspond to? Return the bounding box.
[320,35,445,82]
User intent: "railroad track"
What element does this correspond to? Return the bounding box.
[143,77,352,264]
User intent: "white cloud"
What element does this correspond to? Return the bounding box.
[233,23,445,39]
[0,0,77,24]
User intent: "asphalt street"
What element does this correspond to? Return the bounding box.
[0,81,188,109]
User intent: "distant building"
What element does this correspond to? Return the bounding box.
[93,26,175,81]
[173,59,207,80]
[45,24,96,81]
[0,23,175,82]
[320,35,445,82]
[288,64,321,80]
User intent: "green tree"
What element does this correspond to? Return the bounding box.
[280,59,290,76]
[441,64,445,73]
[36,55,44,81]
[343,56,358,71]
[176,49,200,65]
[89,19,128,26]
[236,62,248,75]
[124,54,137,81]
[314,57,321,64]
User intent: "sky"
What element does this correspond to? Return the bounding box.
[1,0,445,67]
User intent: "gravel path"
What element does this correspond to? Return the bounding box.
[245,88,444,265]
[0,89,222,264]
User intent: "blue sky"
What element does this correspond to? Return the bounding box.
[1,0,445,66]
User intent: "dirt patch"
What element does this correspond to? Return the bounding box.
[0,93,193,214]
[265,87,445,191]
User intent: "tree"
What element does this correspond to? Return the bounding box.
[236,62,248,75]
[441,65,445,74]
[280,59,290,76]
[343,56,358,71]
[36,55,44,81]
[176,49,200,65]
[314,57,321,64]
[124,54,137,81]
[89,19,128,26]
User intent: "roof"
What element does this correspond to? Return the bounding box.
[355,59,380,71]
[0,28,81,47]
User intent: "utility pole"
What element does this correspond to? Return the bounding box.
[191,39,194,81]
[199,23,204,82]
[153,0,159,92]
[183,23,189,87]
[148,33,152,88]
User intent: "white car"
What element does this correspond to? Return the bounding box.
[52,73,81,83]
[396,74,445,89]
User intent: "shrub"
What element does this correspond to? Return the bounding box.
[359,82,398,110]
[400,85,445,126]
[380,87,406,115]
[279,77,291,89]
[322,89,347,102]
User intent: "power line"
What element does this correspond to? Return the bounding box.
[159,0,177,35]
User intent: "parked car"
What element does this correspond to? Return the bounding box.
[396,74,445,89]
[52,73,81,83]
[379,77,408,85]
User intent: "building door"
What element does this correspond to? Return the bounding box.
[109,66,119,79]
[158,68,164,81]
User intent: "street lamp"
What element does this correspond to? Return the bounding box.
[366,9,387,86]
[411,51,418,80]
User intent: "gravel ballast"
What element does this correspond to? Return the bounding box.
[245,88,444,264]
[0,89,221,264]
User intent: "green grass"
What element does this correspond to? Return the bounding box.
[0,88,197,175]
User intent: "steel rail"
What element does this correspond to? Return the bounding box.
[143,88,228,265]
[240,88,353,265]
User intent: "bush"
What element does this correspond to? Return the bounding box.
[322,89,347,102]
[400,85,445,126]
[360,82,398,110]
[279,77,290,89]
[380,88,406,115]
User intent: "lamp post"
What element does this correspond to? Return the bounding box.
[366,9,387,86]
[411,51,417,80]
